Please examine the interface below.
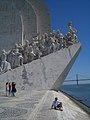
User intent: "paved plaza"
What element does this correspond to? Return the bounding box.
[0,90,90,120]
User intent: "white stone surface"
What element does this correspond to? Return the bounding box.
[14,0,37,43]
[0,0,22,51]
[0,0,51,51]
[27,0,51,34]
[0,43,81,91]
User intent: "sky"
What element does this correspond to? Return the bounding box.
[45,0,90,80]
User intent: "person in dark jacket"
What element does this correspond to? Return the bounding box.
[6,82,9,96]
[11,82,16,96]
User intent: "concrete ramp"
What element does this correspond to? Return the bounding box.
[0,43,81,91]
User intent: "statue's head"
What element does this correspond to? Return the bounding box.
[2,49,6,53]
[68,21,72,26]
[15,43,18,48]
[44,33,48,37]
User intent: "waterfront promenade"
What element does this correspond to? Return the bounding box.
[0,90,90,120]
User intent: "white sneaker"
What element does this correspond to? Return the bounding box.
[60,107,63,111]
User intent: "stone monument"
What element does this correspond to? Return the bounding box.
[0,0,81,91]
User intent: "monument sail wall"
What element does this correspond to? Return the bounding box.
[0,0,51,51]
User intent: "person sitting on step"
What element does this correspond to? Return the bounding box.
[51,97,63,111]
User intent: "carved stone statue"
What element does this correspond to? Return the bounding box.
[1,49,7,61]
[33,45,42,59]
[0,49,11,73]
[28,45,36,62]
[7,49,15,68]
[13,47,23,68]
[68,21,78,42]
[0,27,78,75]
[0,67,2,73]
[1,60,11,73]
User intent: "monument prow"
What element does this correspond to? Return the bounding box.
[0,42,81,91]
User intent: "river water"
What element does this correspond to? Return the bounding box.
[60,84,90,108]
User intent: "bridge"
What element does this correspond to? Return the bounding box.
[63,74,90,85]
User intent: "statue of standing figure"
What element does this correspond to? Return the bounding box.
[0,49,11,72]
[68,21,77,42]
[13,45,23,68]
[68,22,77,34]
[23,40,30,63]
[7,49,15,69]
[1,49,7,61]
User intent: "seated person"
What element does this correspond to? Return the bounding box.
[51,97,63,111]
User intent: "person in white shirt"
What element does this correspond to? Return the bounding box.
[51,97,63,111]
